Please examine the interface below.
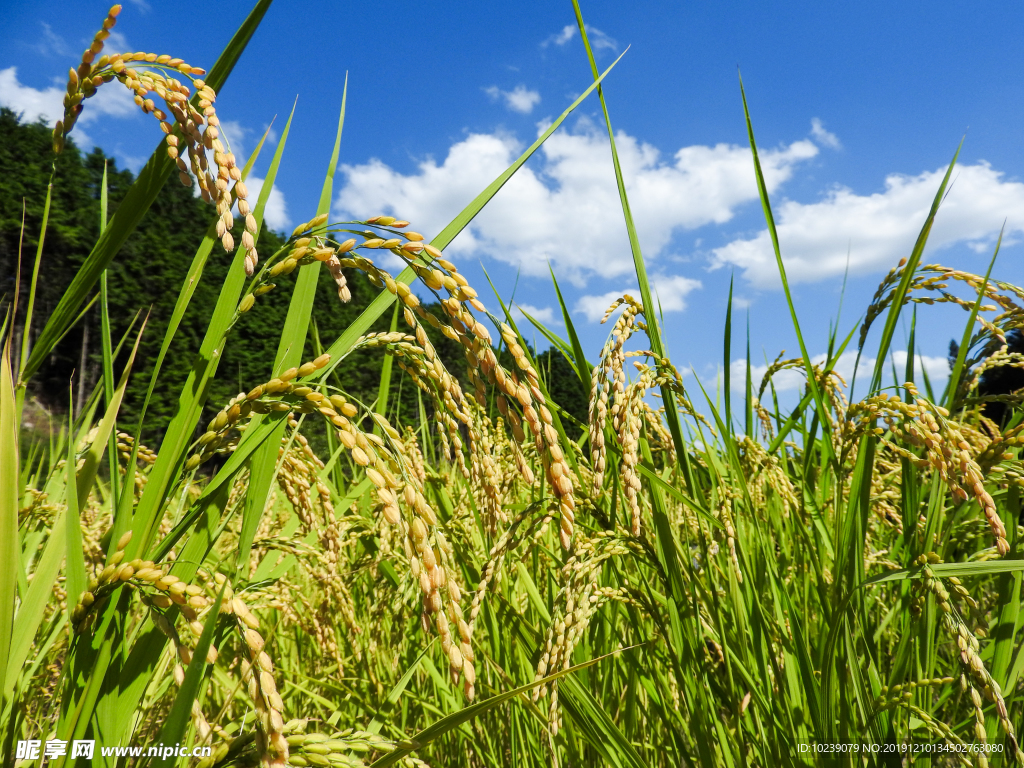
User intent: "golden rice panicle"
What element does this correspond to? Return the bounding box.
[913,555,1023,761]
[52,8,256,269]
[402,486,476,699]
[589,296,644,496]
[220,581,289,768]
[533,530,642,735]
[860,263,1024,366]
[468,503,555,642]
[71,536,218,638]
[843,383,1010,555]
[114,430,158,496]
[616,366,656,537]
[52,5,123,154]
[483,322,576,548]
[907,384,1008,555]
[183,353,332,473]
[467,405,508,533]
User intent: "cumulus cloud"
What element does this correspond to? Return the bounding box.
[586,27,619,51]
[104,30,132,52]
[732,350,949,393]
[575,290,630,322]
[511,303,556,324]
[243,177,290,231]
[712,162,1024,287]
[891,351,950,381]
[484,85,541,114]
[335,122,816,285]
[810,118,840,149]
[575,274,702,322]
[0,65,137,147]
[0,66,64,125]
[218,120,251,158]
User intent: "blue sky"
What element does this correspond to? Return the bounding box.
[3,0,1023,409]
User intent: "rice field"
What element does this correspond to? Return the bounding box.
[2,4,1024,767]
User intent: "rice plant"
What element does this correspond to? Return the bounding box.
[2,4,1023,768]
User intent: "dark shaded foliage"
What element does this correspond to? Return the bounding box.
[949,330,1024,424]
[536,347,589,441]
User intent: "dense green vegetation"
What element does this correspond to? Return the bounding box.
[0,108,588,450]
[3,5,1024,768]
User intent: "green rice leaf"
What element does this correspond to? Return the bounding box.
[0,341,19,699]
[369,648,642,768]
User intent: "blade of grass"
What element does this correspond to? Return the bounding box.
[367,645,430,736]
[76,315,146,507]
[64,394,86,628]
[550,265,592,389]
[862,141,963,396]
[745,314,753,437]
[570,3,696,496]
[946,228,1001,410]
[738,74,834,467]
[369,648,642,768]
[236,80,347,577]
[98,161,119,515]
[724,275,733,434]
[0,341,19,700]
[987,485,1021,741]
[16,174,52,389]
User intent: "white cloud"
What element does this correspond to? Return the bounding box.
[243,176,290,231]
[485,85,541,114]
[810,117,841,149]
[544,24,576,47]
[84,77,138,120]
[511,303,556,324]
[218,120,251,159]
[0,66,64,126]
[650,275,703,313]
[33,22,69,57]
[334,122,817,285]
[891,351,950,382]
[0,66,137,147]
[732,350,949,393]
[712,162,1024,287]
[585,26,618,51]
[104,30,132,53]
[575,274,702,322]
[219,121,290,231]
[542,24,617,51]
[575,290,630,323]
